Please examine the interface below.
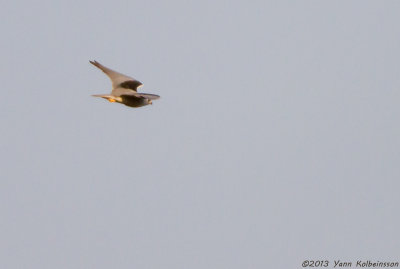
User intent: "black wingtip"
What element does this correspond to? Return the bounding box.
[89,60,100,65]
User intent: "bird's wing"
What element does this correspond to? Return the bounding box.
[119,90,160,100]
[90,60,143,91]
[135,93,160,100]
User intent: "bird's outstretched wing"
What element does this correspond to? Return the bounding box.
[119,90,160,100]
[134,93,160,100]
[89,60,143,91]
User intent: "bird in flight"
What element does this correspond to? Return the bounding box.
[90,60,160,107]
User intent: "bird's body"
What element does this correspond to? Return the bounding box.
[118,95,151,107]
[90,60,160,108]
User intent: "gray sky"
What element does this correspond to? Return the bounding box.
[1,1,399,268]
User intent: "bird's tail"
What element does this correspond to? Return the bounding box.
[92,94,112,98]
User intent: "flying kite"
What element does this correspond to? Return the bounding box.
[90,60,160,107]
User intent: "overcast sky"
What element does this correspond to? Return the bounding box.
[1,1,399,268]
